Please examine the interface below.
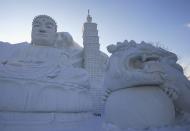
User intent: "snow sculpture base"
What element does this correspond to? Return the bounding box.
[0,112,92,124]
[0,112,94,131]
[104,86,175,129]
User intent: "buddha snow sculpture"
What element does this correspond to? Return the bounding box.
[31,15,57,46]
[103,40,190,129]
[0,15,92,115]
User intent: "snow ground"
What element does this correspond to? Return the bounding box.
[0,114,190,131]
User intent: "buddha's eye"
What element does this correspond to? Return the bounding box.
[33,21,41,28]
[46,23,54,29]
[46,25,52,29]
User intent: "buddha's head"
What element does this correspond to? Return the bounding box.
[31,15,57,46]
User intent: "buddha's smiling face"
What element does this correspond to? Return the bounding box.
[31,15,57,46]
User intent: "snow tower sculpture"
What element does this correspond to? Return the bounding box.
[83,10,108,114]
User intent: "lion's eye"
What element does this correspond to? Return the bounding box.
[128,56,144,69]
[142,54,160,63]
[127,54,161,70]
[134,58,144,69]
[144,57,159,62]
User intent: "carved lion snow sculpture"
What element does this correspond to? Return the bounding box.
[103,40,190,129]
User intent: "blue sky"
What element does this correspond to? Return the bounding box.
[0,0,190,73]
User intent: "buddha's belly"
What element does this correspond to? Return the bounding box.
[105,86,175,129]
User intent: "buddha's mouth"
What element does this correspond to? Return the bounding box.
[38,33,48,37]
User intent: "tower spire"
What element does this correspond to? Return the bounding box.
[87,9,92,23]
[88,9,90,15]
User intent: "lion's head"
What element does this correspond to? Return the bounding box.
[104,40,190,112]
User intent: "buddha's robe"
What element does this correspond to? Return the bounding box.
[0,42,92,112]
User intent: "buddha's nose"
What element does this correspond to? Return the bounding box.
[39,29,46,33]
